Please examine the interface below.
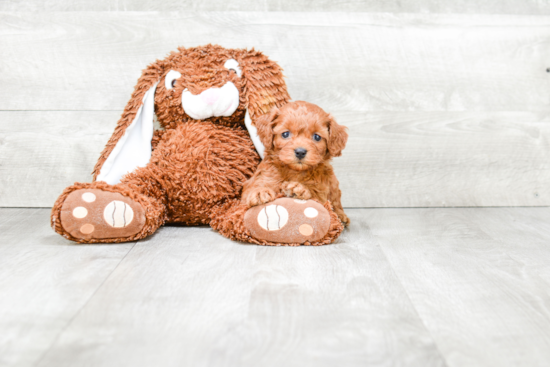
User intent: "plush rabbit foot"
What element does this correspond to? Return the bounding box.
[51,181,166,243]
[57,188,146,241]
[244,197,332,244]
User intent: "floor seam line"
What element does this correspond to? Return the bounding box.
[374,233,451,367]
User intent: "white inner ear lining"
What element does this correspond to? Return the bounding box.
[97,82,159,185]
[98,71,267,185]
[245,110,265,159]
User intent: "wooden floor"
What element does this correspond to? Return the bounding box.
[1,208,550,366]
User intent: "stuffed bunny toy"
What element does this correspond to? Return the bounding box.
[51,45,344,246]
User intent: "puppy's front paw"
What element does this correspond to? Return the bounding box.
[244,188,277,207]
[338,212,350,227]
[282,181,312,200]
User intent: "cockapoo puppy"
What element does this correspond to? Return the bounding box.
[242,101,350,226]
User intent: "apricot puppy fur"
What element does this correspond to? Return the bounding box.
[242,101,350,226]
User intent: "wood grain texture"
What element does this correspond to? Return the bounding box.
[4,207,550,366]
[2,0,550,13]
[335,110,550,207]
[35,210,446,367]
[210,217,445,367]
[35,224,259,367]
[0,111,116,207]
[1,12,549,112]
[0,209,134,367]
[366,207,550,367]
[2,110,549,208]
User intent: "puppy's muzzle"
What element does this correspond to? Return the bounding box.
[294,148,307,160]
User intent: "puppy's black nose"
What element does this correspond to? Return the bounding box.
[294,148,307,160]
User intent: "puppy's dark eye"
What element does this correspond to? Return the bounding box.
[313,134,321,142]
[171,79,177,88]
[282,131,290,139]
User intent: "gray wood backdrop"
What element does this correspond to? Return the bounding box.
[1,2,550,208]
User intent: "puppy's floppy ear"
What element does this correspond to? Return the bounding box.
[327,113,348,157]
[237,49,290,159]
[93,61,165,184]
[254,107,280,152]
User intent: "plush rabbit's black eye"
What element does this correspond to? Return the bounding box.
[171,79,177,88]
[313,134,321,142]
[282,131,290,138]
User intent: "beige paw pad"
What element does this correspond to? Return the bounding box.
[299,224,313,236]
[244,197,331,244]
[80,224,95,234]
[82,192,96,202]
[72,207,88,218]
[304,207,318,218]
[103,200,134,228]
[257,205,289,231]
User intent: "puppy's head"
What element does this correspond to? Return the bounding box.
[256,101,348,171]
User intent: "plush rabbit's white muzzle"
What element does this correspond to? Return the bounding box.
[182,82,240,120]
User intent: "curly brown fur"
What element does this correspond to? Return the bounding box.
[52,45,289,243]
[92,44,289,179]
[123,122,260,225]
[241,101,350,226]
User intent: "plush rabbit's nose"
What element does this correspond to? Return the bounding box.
[200,89,220,105]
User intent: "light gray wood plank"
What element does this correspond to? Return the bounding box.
[2,0,550,14]
[0,209,134,367]
[2,110,550,208]
[5,207,550,366]
[366,207,550,367]
[35,225,260,367]
[336,110,550,207]
[1,12,549,112]
[36,210,446,367]
[0,111,115,207]
[207,213,446,367]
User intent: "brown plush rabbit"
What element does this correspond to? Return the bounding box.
[51,45,344,246]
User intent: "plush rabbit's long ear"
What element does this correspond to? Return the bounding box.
[93,63,164,184]
[240,50,291,159]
